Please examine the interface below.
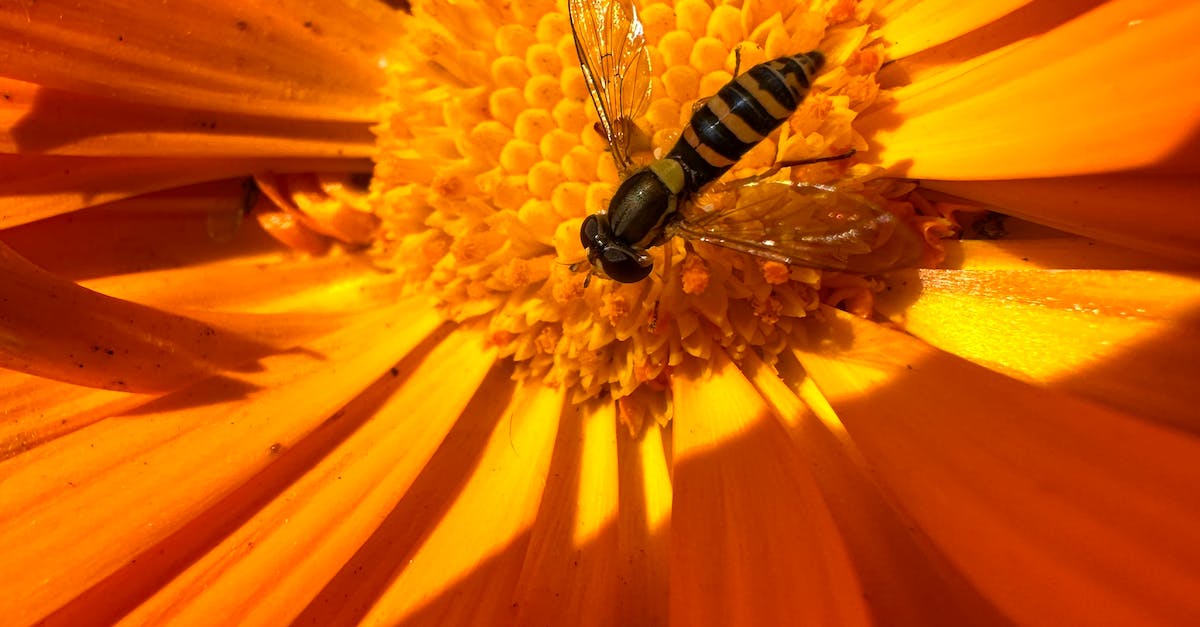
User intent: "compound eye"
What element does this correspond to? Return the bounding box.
[580,214,602,249]
[600,248,653,283]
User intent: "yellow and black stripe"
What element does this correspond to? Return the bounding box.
[666,51,824,189]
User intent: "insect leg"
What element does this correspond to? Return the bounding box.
[774,148,856,169]
[660,237,674,281]
[648,242,673,331]
[712,148,859,190]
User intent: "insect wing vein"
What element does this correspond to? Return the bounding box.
[674,181,922,272]
[567,0,651,173]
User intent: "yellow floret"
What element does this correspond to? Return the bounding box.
[372,0,897,421]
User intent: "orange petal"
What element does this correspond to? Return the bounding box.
[512,400,620,626]
[0,78,377,158]
[875,0,1152,92]
[0,240,310,392]
[310,380,564,626]
[671,351,871,626]
[940,237,1197,272]
[863,0,1200,178]
[746,351,1010,625]
[3,180,277,280]
[0,302,444,624]
[85,257,408,314]
[43,327,498,626]
[0,372,147,461]
[793,308,1200,625]
[255,172,380,246]
[0,153,371,227]
[0,0,401,121]
[0,293,412,460]
[254,209,334,255]
[615,407,671,625]
[923,173,1200,263]
[3,187,406,311]
[876,268,1200,434]
[876,0,1035,59]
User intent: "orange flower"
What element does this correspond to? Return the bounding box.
[2,0,1198,625]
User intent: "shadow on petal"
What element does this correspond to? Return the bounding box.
[292,367,524,624]
[794,308,1200,625]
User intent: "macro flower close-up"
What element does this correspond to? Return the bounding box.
[2,0,1199,624]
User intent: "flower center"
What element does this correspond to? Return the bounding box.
[368,0,918,428]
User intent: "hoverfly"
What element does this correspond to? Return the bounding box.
[569,0,921,283]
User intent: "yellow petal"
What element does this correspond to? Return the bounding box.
[300,379,563,626]
[924,174,1200,263]
[0,0,401,121]
[615,410,671,625]
[512,400,619,626]
[671,351,871,626]
[864,0,1200,178]
[0,301,443,623]
[794,308,1200,625]
[876,268,1200,433]
[84,256,407,314]
[877,0,1035,59]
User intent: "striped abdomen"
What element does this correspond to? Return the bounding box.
[665,51,824,190]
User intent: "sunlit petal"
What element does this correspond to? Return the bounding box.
[615,411,671,625]
[876,267,1200,433]
[877,0,1035,59]
[40,327,497,626]
[0,301,443,623]
[794,308,1200,625]
[671,352,871,626]
[86,256,407,313]
[309,381,563,626]
[865,0,1200,178]
[512,400,619,626]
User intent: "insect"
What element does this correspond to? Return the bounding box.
[569,0,921,283]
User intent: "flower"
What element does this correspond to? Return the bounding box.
[1,0,1199,625]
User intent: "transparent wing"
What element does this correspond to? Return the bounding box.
[673,181,924,273]
[567,0,652,173]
